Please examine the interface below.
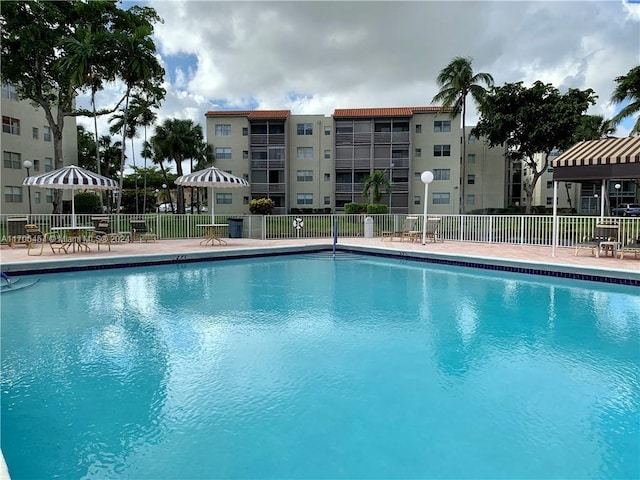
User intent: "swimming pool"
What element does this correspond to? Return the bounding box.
[2,253,639,479]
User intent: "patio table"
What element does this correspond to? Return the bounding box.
[50,226,95,253]
[196,224,228,246]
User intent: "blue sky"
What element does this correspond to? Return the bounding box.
[80,0,640,171]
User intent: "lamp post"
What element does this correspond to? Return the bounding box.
[421,170,434,245]
[23,160,33,216]
[614,183,621,212]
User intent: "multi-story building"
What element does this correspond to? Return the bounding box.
[1,83,77,215]
[205,107,508,215]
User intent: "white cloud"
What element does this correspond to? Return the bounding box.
[78,0,640,172]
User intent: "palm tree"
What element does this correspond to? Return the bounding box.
[363,170,392,204]
[151,119,204,213]
[191,141,215,213]
[610,65,640,135]
[432,57,494,213]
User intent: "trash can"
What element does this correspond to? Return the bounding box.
[228,218,244,238]
[364,216,374,238]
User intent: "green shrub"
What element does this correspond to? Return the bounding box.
[344,202,368,214]
[74,192,101,214]
[367,204,388,214]
[249,198,275,215]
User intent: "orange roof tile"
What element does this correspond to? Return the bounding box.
[333,106,450,118]
[205,110,290,119]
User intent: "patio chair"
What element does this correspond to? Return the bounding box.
[620,237,640,260]
[88,220,114,251]
[24,224,69,256]
[381,216,419,241]
[422,217,443,243]
[130,219,157,242]
[574,222,619,257]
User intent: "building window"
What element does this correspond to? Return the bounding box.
[1,84,18,101]
[467,174,475,185]
[466,194,475,205]
[33,159,40,172]
[433,169,450,181]
[215,147,231,159]
[297,147,313,160]
[297,170,313,182]
[46,188,54,203]
[43,126,52,142]
[467,153,476,164]
[547,166,553,173]
[324,173,330,182]
[433,193,450,204]
[434,120,451,133]
[242,127,248,136]
[324,126,331,135]
[32,127,39,140]
[243,173,249,181]
[216,192,232,204]
[468,134,477,144]
[2,116,20,135]
[324,196,331,205]
[4,186,23,203]
[297,123,313,135]
[414,172,421,180]
[44,157,53,172]
[546,181,553,189]
[566,183,572,188]
[546,197,553,205]
[34,191,41,204]
[215,124,231,136]
[243,196,249,205]
[242,150,249,160]
[415,124,422,134]
[297,193,313,205]
[414,195,421,205]
[434,144,451,157]
[324,149,331,159]
[415,148,422,157]
[3,151,21,169]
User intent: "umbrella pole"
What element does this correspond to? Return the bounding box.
[71,188,77,227]
[210,187,215,223]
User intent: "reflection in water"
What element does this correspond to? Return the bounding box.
[1,255,639,479]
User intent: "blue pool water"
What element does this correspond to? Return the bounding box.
[2,253,639,479]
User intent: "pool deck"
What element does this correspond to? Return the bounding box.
[1,236,639,284]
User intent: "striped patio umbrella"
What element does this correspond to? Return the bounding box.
[23,165,118,227]
[175,166,249,222]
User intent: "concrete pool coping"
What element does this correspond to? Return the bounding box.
[1,237,638,285]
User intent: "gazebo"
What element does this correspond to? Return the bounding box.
[551,136,640,255]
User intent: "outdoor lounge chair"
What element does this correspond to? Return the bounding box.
[574,222,619,257]
[130,219,157,242]
[620,237,640,260]
[422,217,443,243]
[24,224,68,256]
[381,216,419,241]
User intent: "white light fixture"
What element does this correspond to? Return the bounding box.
[420,171,434,245]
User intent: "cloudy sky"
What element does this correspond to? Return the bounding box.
[79,0,640,172]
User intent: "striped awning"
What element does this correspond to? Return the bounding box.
[552,136,640,181]
[23,165,118,190]
[175,166,249,187]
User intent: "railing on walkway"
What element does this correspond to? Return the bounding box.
[1,213,638,248]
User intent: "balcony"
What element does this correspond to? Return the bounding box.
[250,133,285,146]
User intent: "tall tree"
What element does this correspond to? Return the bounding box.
[77,125,97,171]
[0,1,164,212]
[432,57,494,214]
[362,171,392,204]
[151,119,205,214]
[610,65,640,135]
[192,141,216,213]
[473,81,596,213]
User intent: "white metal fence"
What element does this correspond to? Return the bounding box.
[1,213,639,247]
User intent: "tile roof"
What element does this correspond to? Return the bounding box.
[205,110,291,119]
[333,106,451,118]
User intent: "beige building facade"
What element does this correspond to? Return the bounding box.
[1,83,77,216]
[205,107,508,216]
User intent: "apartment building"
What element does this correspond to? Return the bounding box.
[1,83,77,215]
[205,107,508,215]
